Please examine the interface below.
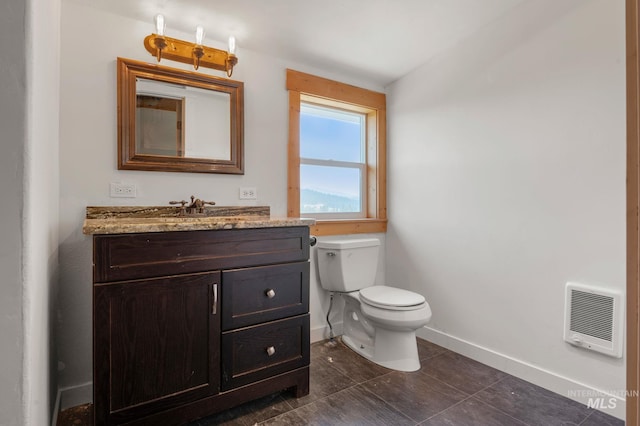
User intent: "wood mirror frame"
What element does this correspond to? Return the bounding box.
[117,57,244,174]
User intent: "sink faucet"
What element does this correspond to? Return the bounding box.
[169,195,216,216]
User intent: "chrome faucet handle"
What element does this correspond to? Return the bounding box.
[188,196,216,214]
[195,200,216,208]
[199,201,216,213]
[169,200,189,215]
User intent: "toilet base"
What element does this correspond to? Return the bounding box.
[371,328,421,372]
[342,334,374,361]
[341,328,421,372]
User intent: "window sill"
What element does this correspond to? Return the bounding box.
[304,218,387,236]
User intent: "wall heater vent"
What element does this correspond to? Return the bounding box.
[563,282,623,358]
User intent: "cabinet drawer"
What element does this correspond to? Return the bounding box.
[221,262,309,330]
[93,227,309,283]
[221,314,309,390]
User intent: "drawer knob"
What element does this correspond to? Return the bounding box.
[266,346,276,356]
[265,289,276,298]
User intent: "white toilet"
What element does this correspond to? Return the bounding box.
[316,238,432,372]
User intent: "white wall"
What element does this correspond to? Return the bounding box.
[57,0,384,397]
[387,0,625,419]
[0,0,27,424]
[0,0,61,424]
[24,0,61,423]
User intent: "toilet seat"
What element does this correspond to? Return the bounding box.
[359,286,426,311]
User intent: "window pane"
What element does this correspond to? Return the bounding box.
[300,164,362,214]
[300,104,364,162]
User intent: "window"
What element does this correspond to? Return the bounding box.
[300,104,365,217]
[287,69,387,236]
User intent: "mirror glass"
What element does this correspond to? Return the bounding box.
[118,57,244,174]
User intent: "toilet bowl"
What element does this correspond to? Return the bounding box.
[316,238,432,372]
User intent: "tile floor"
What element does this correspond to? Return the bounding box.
[58,338,624,426]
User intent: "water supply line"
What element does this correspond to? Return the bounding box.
[311,234,337,347]
[326,292,336,346]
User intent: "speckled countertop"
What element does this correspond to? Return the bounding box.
[82,206,315,235]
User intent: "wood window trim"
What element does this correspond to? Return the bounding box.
[286,69,387,236]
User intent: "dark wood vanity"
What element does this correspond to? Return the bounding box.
[91,225,311,425]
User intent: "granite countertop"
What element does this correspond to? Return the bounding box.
[82,206,315,235]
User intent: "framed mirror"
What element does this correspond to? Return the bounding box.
[117,57,244,174]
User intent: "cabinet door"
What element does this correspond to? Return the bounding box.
[94,272,220,425]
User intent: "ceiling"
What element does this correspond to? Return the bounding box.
[70,0,527,86]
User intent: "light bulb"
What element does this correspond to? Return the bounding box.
[195,26,205,45]
[228,36,236,55]
[154,14,165,36]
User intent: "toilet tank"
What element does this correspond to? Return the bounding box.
[316,238,380,292]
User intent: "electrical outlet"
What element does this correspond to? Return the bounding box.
[110,182,137,198]
[239,187,257,200]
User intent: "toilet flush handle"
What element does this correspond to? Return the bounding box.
[326,252,336,257]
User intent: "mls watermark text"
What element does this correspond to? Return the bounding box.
[567,389,639,410]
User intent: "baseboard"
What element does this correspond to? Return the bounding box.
[311,321,343,343]
[52,383,92,426]
[417,327,625,421]
[57,381,93,412]
[51,388,61,426]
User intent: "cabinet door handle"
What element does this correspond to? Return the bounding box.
[212,283,218,315]
[266,346,276,356]
[265,289,276,298]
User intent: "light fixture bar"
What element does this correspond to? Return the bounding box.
[143,33,238,75]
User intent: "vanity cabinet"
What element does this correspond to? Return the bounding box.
[92,226,310,425]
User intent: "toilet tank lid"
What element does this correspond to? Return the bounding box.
[360,286,425,308]
[317,238,380,249]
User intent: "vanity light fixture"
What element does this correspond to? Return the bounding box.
[144,14,238,76]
